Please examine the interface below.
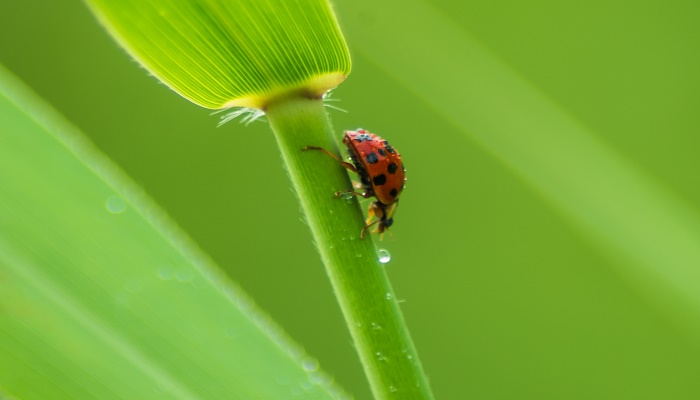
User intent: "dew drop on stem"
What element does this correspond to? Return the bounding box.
[377,249,391,264]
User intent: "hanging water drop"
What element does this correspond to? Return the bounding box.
[377,249,391,264]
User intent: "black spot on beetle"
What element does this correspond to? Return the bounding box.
[383,141,396,154]
[377,148,386,156]
[387,162,398,174]
[390,188,398,198]
[365,152,379,164]
[373,174,387,186]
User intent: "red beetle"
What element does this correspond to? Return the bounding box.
[303,129,406,238]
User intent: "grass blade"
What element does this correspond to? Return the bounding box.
[0,64,347,399]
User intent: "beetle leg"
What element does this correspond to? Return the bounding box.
[363,202,393,240]
[365,205,375,225]
[334,189,370,199]
[334,188,374,199]
[361,219,381,240]
[302,146,358,173]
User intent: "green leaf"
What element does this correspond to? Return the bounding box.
[84,0,351,109]
[0,64,348,399]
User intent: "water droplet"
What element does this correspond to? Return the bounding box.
[389,385,398,393]
[386,293,393,300]
[308,371,322,385]
[378,249,391,264]
[329,210,334,214]
[302,357,319,372]
[371,322,382,331]
[106,196,127,214]
[157,266,174,280]
[402,348,415,362]
[309,371,331,385]
[356,322,362,328]
[339,192,355,201]
[356,253,362,258]
[376,352,387,362]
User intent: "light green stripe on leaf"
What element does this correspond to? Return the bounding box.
[84,0,351,109]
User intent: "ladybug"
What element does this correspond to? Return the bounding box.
[303,129,406,239]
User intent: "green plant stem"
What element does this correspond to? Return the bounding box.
[266,96,434,400]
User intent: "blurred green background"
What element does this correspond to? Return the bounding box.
[2,0,700,399]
